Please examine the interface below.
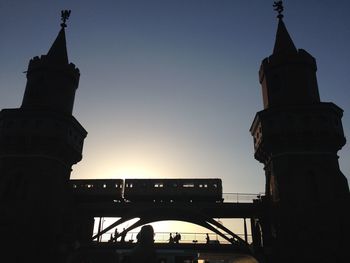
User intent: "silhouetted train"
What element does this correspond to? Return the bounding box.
[69,178,223,202]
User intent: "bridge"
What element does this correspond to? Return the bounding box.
[70,242,258,263]
[71,192,265,262]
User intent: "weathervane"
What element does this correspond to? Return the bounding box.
[273,1,284,20]
[61,10,71,28]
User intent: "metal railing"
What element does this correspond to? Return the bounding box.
[222,193,263,203]
[96,231,252,244]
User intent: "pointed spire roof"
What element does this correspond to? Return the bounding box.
[273,18,297,55]
[46,10,72,64]
[46,27,69,64]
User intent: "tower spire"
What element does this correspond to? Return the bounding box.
[46,10,71,64]
[21,9,80,114]
[272,1,297,55]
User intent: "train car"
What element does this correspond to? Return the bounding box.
[69,179,124,202]
[123,178,223,202]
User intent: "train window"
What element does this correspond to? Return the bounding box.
[199,184,203,188]
[130,183,133,188]
[154,183,164,188]
[183,183,194,188]
[72,184,77,188]
[115,184,119,188]
[204,184,208,188]
[103,184,107,188]
[213,184,217,188]
[86,184,93,188]
[173,183,178,187]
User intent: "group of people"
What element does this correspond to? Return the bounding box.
[168,232,181,243]
[108,227,127,243]
[111,227,211,246]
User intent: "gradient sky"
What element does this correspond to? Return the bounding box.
[0,0,349,195]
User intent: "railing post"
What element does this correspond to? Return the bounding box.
[244,218,248,243]
[97,217,102,242]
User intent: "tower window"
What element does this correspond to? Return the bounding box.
[35,120,43,128]
[3,172,27,201]
[21,120,28,127]
[334,118,339,127]
[306,171,319,202]
[6,121,14,128]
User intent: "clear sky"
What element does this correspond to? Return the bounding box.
[0,0,349,195]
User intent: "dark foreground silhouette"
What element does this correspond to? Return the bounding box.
[124,225,157,263]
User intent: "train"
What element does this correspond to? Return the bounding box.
[69,178,223,203]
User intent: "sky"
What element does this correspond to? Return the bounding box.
[0,0,349,197]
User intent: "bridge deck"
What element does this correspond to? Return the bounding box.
[77,201,263,218]
[77,241,252,255]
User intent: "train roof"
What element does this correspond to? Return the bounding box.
[124,178,222,182]
[69,178,221,181]
[124,178,221,179]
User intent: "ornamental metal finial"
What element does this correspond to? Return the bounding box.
[61,10,71,28]
[273,1,284,20]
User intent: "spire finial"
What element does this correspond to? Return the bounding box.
[273,1,284,20]
[61,10,71,28]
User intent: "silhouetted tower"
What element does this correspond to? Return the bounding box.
[0,11,87,262]
[250,2,349,263]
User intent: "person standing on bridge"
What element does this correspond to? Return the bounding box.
[114,228,119,242]
[168,233,174,243]
[174,232,181,243]
[121,228,127,243]
[206,233,210,244]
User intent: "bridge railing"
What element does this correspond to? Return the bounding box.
[153,232,252,244]
[222,193,263,203]
[99,231,252,244]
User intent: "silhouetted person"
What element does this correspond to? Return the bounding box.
[114,228,119,242]
[130,225,157,263]
[174,232,178,243]
[206,233,210,244]
[174,232,181,243]
[121,228,127,243]
[168,233,174,243]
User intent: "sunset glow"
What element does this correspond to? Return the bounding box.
[0,0,349,241]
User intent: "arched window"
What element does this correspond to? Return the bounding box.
[2,171,27,201]
[306,171,319,202]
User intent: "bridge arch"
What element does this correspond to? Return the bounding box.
[92,205,251,251]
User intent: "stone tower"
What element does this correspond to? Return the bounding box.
[250,5,349,263]
[0,12,87,262]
